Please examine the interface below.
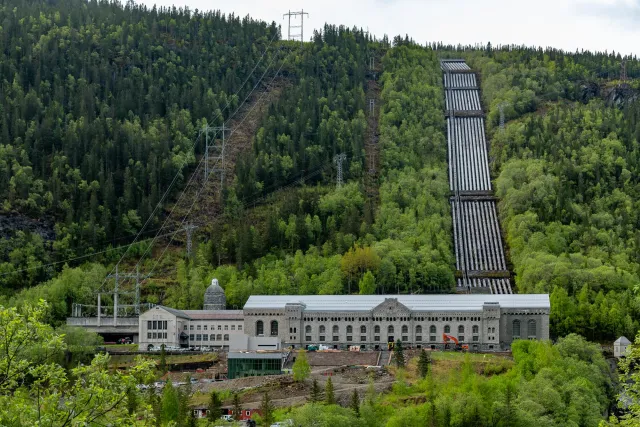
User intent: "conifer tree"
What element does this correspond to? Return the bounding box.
[310,378,322,402]
[394,339,405,368]
[207,390,223,422]
[233,392,242,422]
[325,377,335,405]
[418,348,431,378]
[159,344,167,374]
[161,380,180,424]
[350,389,360,417]
[260,391,274,426]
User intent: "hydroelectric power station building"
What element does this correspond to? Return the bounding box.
[136,279,550,352]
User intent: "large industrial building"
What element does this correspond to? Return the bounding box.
[137,279,550,352]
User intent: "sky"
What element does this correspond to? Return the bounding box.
[136,0,640,57]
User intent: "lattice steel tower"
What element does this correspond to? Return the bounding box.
[283,10,309,45]
[334,153,346,188]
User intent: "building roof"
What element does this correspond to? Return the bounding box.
[205,278,225,295]
[243,294,550,312]
[146,306,242,320]
[228,351,284,359]
[615,336,632,345]
[182,310,243,320]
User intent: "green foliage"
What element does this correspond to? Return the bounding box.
[260,391,274,426]
[417,349,431,378]
[292,350,311,382]
[290,403,366,426]
[161,381,180,424]
[325,377,336,405]
[311,378,323,403]
[607,332,640,426]
[394,339,405,368]
[233,392,242,422]
[358,270,376,295]
[207,390,223,422]
[350,389,360,417]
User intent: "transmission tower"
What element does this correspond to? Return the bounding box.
[369,98,375,115]
[203,123,229,187]
[283,10,309,45]
[184,223,199,258]
[498,101,510,132]
[334,153,347,188]
[104,265,145,322]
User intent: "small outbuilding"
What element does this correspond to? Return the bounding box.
[614,336,632,358]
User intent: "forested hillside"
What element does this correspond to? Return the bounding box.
[0,0,278,291]
[462,47,640,340]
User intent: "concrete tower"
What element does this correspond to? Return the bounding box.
[203,278,226,310]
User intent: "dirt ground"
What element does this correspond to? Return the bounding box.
[193,366,394,409]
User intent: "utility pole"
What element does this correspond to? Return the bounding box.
[184,223,199,258]
[498,101,509,132]
[283,10,309,46]
[369,99,375,115]
[203,123,229,187]
[333,153,346,188]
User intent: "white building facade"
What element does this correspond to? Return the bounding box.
[242,294,550,351]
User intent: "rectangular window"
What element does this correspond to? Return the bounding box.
[238,325,243,331]
[152,332,157,339]
[147,321,152,329]
[204,325,208,331]
[231,325,235,331]
[306,336,312,341]
[202,335,208,341]
[458,336,464,342]
[147,332,152,339]
[361,336,366,342]
[374,336,380,342]
[190,325,194,331]
[347,336,352,342]
[333,336,339,342]
[196,334,202,341]
[319,336,325,342]
[189,334,194,341]
[402,336,408,342]
[225,325,229,330]
[184,325,187,330]
[152,321,157,329]
[218,326,222,330]
[473,336,479,342]
[430,336,436,342]
[197,325,201,331]
[416,336,422,342]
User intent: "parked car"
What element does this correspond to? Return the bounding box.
[220,414,233,421]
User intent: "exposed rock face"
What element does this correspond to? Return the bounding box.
[579,81,600,103]
[0,214,55,241]
[603,85,640,109]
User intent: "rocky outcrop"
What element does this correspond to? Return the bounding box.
[0,214,55,241]
[603,84,640,109]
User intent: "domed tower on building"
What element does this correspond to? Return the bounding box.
[203,278,226,310]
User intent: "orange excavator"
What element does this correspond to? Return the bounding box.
[442,334,469,351]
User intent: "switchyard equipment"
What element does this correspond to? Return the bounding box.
[441,59,512,295]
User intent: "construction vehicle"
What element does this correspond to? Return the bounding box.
[442,334,469,351]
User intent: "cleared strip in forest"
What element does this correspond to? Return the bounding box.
[441,59,512,295]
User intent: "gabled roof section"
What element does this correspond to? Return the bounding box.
[243,294,550,312]
[154,305,190,319]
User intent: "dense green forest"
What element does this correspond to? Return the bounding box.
[0,0,278,290]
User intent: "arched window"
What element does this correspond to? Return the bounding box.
[416,325,422,334]
[347,325,353,334]
[256,321,264,336]
[388,325,394,334]
[305,325,311,333]
[527,320,536,338]
[458,325,464,334]
[224,334,229,341]
[374,325,380,334]
[270,321,278,336]
[513,320,521,339]
[430,325,436,334]
[332,325,339,334]
[401,325,408,334]
[360,326,367,334]
[472,325,479,334]
[319,325,326,334]
[444,325,450,334]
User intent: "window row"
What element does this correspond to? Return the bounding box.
[147,332,167,339]
[256,320,278,336]
[147,321,168,330]
[302,334,482,343]
[185,324,242,331]
[512,320,536,339]
[189,334,230,341]
[301,324,481,335]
